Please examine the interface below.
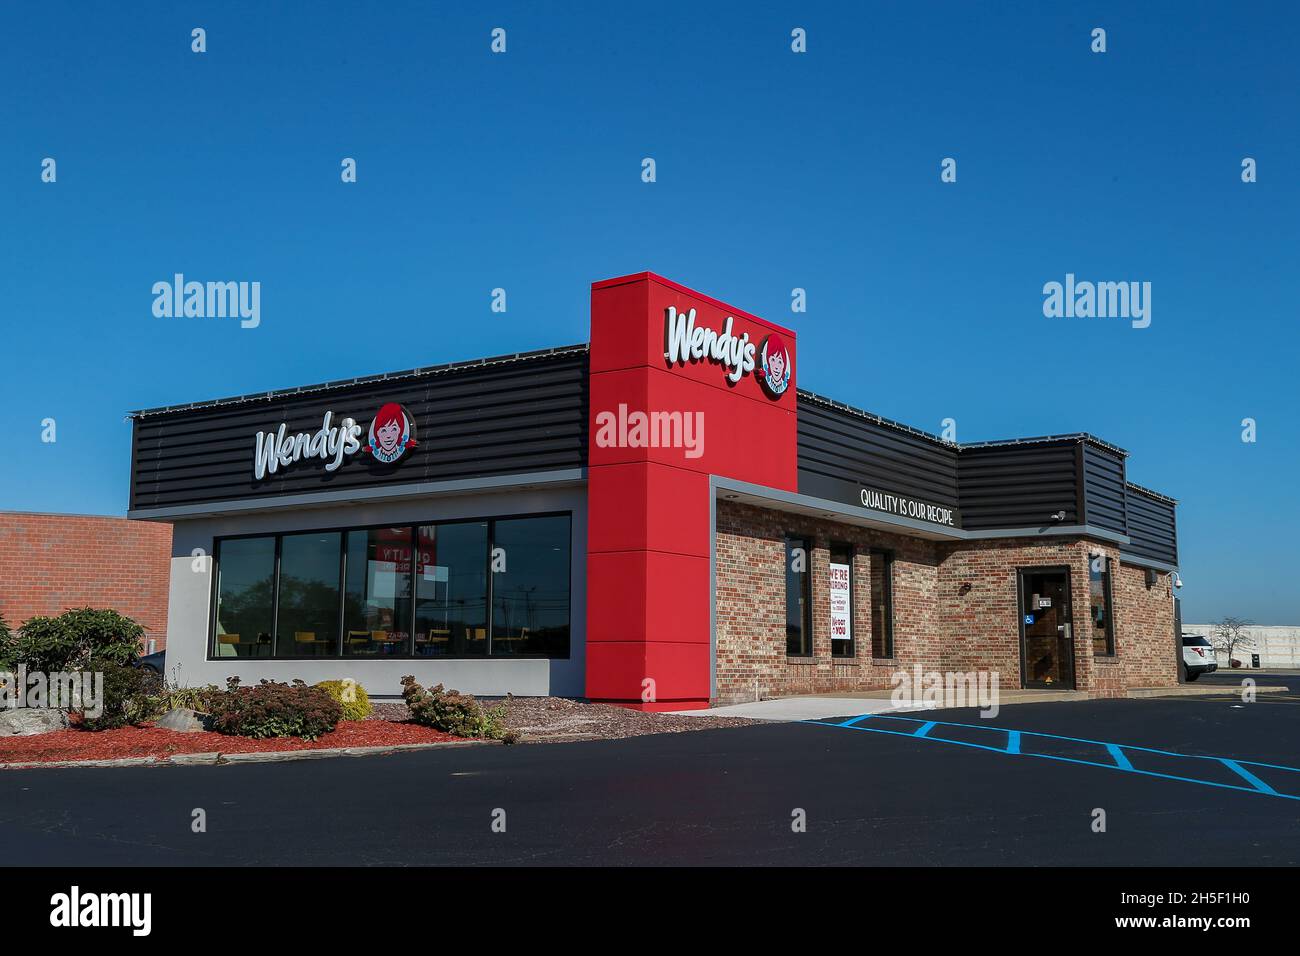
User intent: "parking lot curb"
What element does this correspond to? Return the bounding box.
[0,738,499,770]
[1127,685,1290,698]
[0,756,162,770]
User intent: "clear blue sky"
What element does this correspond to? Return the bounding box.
[2,1,1296,623]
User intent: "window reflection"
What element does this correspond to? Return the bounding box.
[785,536,810,656]
[414,522,488,657]
[276,532,342,656]
[213,537,275,658]
[492,515,571,657]
[344,528,413,656]
[870,550,893,659]
[1090,557,1114,656]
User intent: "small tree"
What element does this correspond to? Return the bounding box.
[1211,616,1255,666]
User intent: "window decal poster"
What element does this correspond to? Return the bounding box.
[830,561,851,642]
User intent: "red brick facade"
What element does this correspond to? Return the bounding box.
[713,501,1176,704]
[0,512,173,650]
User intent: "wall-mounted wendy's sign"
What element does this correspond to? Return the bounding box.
[252,402,418,480]
[662,306,792,399]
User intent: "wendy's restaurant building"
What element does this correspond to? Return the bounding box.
[127,272,1182,710]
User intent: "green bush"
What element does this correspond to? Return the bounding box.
[315,679,373,721]
[78,665,163,732]
[400,676,513,741]
[206,677,341,740]
[2,608,144,672]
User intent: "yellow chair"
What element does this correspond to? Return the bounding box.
[420,628,451,647]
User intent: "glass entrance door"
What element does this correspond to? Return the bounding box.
[1018,568,1075,689]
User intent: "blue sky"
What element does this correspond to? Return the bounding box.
[1,1,1296,623]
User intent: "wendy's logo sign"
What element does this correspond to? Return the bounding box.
[664,306,755,383]
[758,333,792,397]
[252,400,418,479]
[662,305,791,400]
[368,402,417,464]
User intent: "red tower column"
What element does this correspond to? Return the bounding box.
[585,273,798,710]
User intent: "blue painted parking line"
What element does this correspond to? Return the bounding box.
[1220,759,1278,796]
[836,714,872,728]
[1106,743,1133,771]
[804,712,1300,801]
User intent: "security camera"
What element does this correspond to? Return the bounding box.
[1050,511,1066,522]
[1172,573,1183,589]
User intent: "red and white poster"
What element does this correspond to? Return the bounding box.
[829,561,851,642]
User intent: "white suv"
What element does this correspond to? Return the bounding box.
[1181,634,1218,681]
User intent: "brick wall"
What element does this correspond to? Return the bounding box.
[713,501,1177,704]
[1113,560,1180,690]
[714,501,939,703]
[0,513,173,650]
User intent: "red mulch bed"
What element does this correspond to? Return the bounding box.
[0,720,462,765]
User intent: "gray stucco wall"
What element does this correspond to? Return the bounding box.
[163,485,586,699]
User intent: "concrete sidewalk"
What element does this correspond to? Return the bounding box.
[673,683,1292,720]
[672,688,1085,722]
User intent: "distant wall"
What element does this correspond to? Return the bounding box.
[0,512,173,651]
[1184,624,1300,668]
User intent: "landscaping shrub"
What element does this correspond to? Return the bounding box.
[78,665,163,732]
[400,676,514,742]
[1,608,144,672]
[158,684,223,714]
[205,677,341,740]
[315,679,373,721]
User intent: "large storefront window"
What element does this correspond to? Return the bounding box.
[785,536,810,656]
[1089,555,1115,656]
[492,516,571,657]
[414,522,488,657]
[344,528,413,656]
[276,531,342,656]
[212,514,571,660]
[213,536,276,658]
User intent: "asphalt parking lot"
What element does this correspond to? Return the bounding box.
[4,695,1298,866]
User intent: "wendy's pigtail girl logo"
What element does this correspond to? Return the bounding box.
[758,334,792,398]
[368,402,418,464]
